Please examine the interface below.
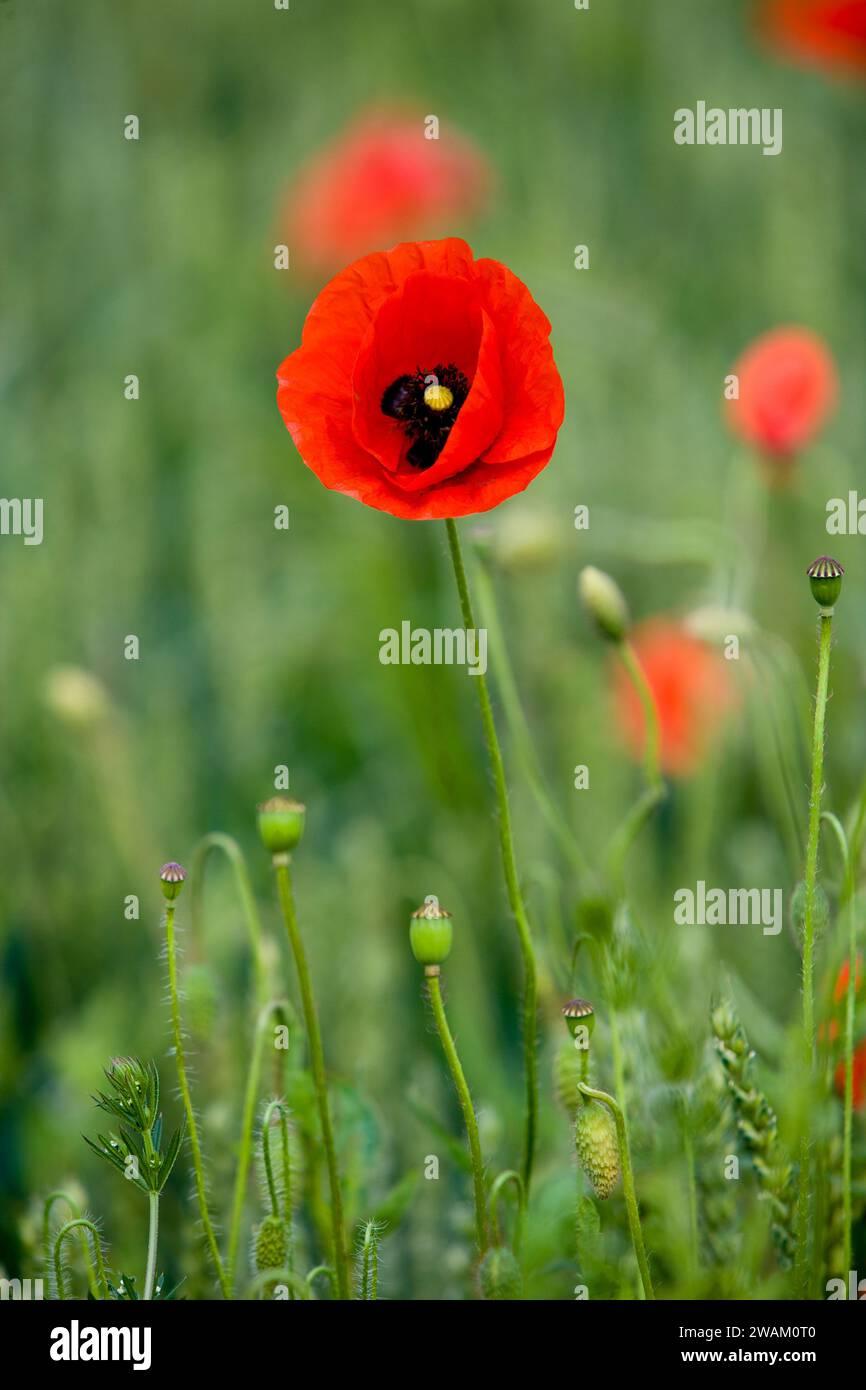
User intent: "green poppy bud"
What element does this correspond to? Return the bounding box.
[159,862,186,901]
[807,556,844,610]
[257,797,306,856]
[578,566,629,643]
[479,1245,522,1300]
[409,896,453,966]
[575,1100,620,1200]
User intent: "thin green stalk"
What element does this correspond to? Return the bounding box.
[144,1194,159,1301]
[796,611,833,1290]
[426,969,489,1255]
[190,832,268,1006]
[262,1099,294,1290]
[164,902,230,1298]
[489,1169,524,1256]
[578,1082,654,1299]
[244,1268,310,1300]
[834,824,858,1280]
[445,517,538,1193]
[274,859,350,1300]
[619,639,663,792]
[53,1218,109,1301]
[227,1001,284,1292]
[474,555,594,884]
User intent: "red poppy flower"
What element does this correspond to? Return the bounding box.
[276,238,565,520]
[613,621,739,777]
[725,327,838,462]
[760,1,866,76]
[834,1039,866,1109]
[284,109,491,276]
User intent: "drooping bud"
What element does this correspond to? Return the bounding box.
[578,566,629,642]
[479,1245,522,1300]
[256,797,306,855]
[159,862,187,901]
[409,896,453,966]
[575,1100,620,1200]
[807,556,844,610]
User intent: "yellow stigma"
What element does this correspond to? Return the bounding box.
[423,382,453,412]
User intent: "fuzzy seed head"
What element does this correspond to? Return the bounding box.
[254,1214,288,1273]
[575,1100,620,1199]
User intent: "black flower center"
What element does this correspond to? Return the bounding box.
[381,363,470,470]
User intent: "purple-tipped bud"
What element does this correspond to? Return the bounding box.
[159,861,187,901]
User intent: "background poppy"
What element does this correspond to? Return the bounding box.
[725,326,838,462]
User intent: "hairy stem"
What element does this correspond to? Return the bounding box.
[274,859,350,1299]
[427,969,489,1255]
[796,611,833,1290]
[226,1001,283,1292]
[53,1218,109,1301]
[144,1193,159,1301]
[445,517,538,1193]
[578,1082,655,1300]
[164,902,230,1298]
[189,832,268,1006]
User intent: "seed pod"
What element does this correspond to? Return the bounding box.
[409,897,453,966]
[807,556,843,610]
[257,797,306,855]
[159,862,186,901]
[254,1214,288,1273]
[479,1245,522,1300]
[561,997,596,1041]
[575,1100,620,1200]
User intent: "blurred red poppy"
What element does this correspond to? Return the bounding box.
[833,953,863,1004]
[726,326,838,461]
[613,621,739,777]
[834,1039,866,1109]
[276,238,564,520]
[284,109,491,276]
[760,1,866,76]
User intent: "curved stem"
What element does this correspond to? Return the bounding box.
[426,969,489,1255]
[306,1264,338,1298]
[796,611,833,1291]
[43,1192,98,1297]
[274,859,350,1300]
[489,1169,524,1256]
[445,517,538,1193]
[262,1098,294,1288]
[164,903,230,1298]
[618,639,663,792]
[144,1194,159,1301]
[53,1219,109,1301]
[578,1082,654,1300]
[244,1268,309,1300]
[226,1001,284,1292]
[190,832,268,1006]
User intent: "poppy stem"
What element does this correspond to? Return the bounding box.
[273,858,351,1300]
[445,517,539,1196]
[426,968,489,1255]
[164,903,231,1298]
[796,609,833,1291]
